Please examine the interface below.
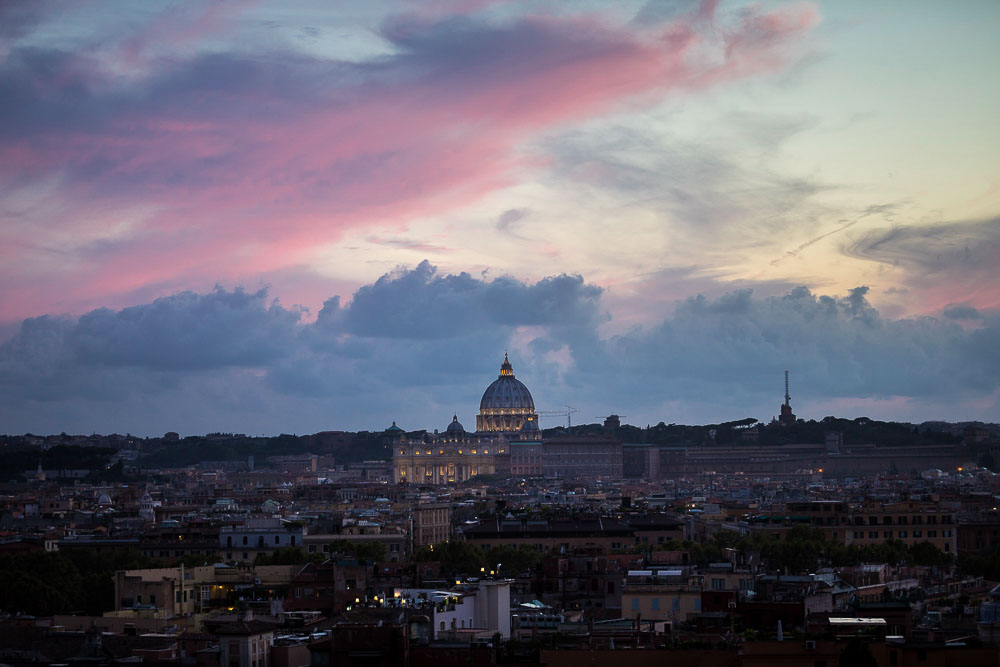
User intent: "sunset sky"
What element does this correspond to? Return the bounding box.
[1,0,998,436]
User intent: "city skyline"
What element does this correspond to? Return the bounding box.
[1,1,998,435]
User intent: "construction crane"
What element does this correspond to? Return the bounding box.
[538,404,580,428]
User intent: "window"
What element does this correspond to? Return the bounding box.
[869,531,878,539]
[672,598,680,611]
[883,531,892,538]
[899,531,907,538]
[651,598,660,611]
[913,530,922,538]
[712,578,725,591]
[928,530,937,538]
[243,536,248,545]
[275,535,280,545]
[631,598,639,611]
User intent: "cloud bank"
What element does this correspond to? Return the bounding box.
[1,262,996,436]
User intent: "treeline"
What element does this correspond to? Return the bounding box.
[639,526,955,573]
[543,417,964,449]
[0,445,117,482]
[137,431,394,468]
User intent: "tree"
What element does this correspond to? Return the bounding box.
[412,541,487,576]
[910,541,952,567]
[484,545,542,575]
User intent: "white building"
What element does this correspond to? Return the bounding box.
[394,579,511,641]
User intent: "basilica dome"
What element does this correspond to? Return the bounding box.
[477,353,539,433]
[446,415,465,433]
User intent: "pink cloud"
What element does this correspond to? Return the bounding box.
[0,1,818,322]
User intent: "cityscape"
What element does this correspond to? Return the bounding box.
[2,356,1000,666]
[2,1,999,667]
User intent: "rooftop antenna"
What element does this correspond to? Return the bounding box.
[784,370,791,407]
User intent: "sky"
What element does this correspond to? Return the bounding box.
[1,0,998,436]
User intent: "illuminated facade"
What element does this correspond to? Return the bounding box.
[393,417,507,484]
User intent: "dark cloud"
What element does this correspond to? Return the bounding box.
[69,287,302,371]
[497,208,530,235]
[316,260,603,339]
[840,219,1000,306]
[0,262,997,436]
[943,303,982,320]
[843,219,1000,273]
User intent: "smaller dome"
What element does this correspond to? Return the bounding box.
[446,415,465,433]
[97,493,112,506]
[520,417,539,433]
[385,421,404,433]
